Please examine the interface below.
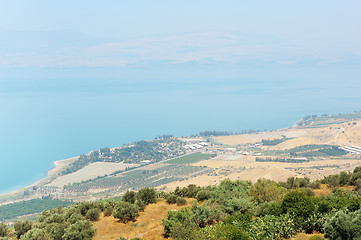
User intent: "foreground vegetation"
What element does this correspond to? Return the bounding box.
[3,167,361,239]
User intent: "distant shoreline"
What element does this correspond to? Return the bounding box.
[0,157,78,198]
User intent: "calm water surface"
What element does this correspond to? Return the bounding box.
[0,76,360,194]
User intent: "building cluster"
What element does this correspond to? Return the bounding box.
[184,139,209,150]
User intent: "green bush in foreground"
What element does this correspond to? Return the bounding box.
[324,209,361,240]
[14,220,33,239]
[86,208,101,221]
[20,228,49,240]
[0,223,9,237]
[113,202,139,223]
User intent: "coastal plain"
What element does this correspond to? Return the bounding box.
[1,113,361,217]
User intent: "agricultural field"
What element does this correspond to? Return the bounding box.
[62,164,211,198]
[165,152,214,164]
[49,162,140,187]
[0,199,73,222]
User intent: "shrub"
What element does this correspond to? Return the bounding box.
[62,220,96,240]
[20,228,49,240]
[86,208,101,221]
[250,178,287,203]
[135,199,146,211]
[303,212,328,234]
[123,191,136,204]
[0,223,8,237]
[166,194,178,204]
[176,197,187,206]
[195,190,214,201]
[324,209,361,240]
[200,224,251,240]
[113,202,139,223]
[248,214,299,240]
[163,208,197,238]
[77,202,95,216]
[137,188,156,205]
[14,220,33,239]
[263,201,283,216]
[103,205,114,217]
[281,191,315,219]
[223,213,252,225]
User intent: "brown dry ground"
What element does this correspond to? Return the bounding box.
[158,154,361,191]
[93,199,194,240]
[213,120,361,150]
[290,233,325,240]
[93,195,329,240]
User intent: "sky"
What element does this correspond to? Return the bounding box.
[0,1,360,73]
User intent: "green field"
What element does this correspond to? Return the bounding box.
[0,199,73,220]
[166,153,214,164]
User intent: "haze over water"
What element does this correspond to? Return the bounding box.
[0,1,360,194]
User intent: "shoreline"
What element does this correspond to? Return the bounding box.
[0,157,78,198]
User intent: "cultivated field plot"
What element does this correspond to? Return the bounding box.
[49,162,140,187]
[64,164,211,193]
[165,152,214,164]
[0,199,72,221]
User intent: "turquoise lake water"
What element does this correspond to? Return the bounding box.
[1,67,360,194]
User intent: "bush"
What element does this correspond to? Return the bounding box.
[303,212,328,234]
[14,220,33,239]
[103,205,114,217]
[324,209,361,240]
[77,202,95,216]
[176,197,187,206]
[250,178,287,203]
[86,208,101,221]
[199,224,251,240]
[137,188,156,205]
[20,228,49,240]
[62,220,96,240]
[195,190,214,201]
[223,213,252,225]
[0,223,8,237]
[135,199,146,211]
[248,214,299,240]
[123,191,136,204]
[166,194,178,204]
[174,184,201,198]
[113,202,139,223]
[281,191,315,219]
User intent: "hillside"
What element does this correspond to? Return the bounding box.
[1,112,361,213]
[4,167,361,240]
[94,199,193,240]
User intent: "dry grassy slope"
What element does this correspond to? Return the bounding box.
[93,199,194,240]
[93,196,328,240]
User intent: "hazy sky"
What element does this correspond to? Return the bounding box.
[0,1,360,72]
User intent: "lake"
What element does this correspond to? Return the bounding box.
[1,66,360,194]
